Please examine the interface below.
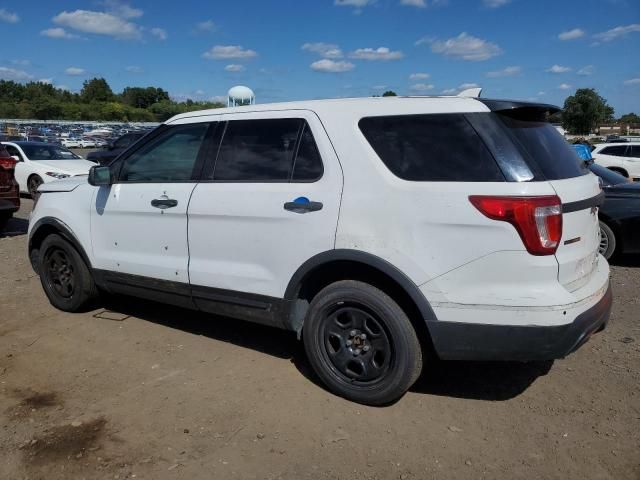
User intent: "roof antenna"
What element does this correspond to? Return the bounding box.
[457,87,483,98]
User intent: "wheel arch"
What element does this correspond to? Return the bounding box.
[28,217,92,274]
[606,166,628,177]
[284,250,437,348]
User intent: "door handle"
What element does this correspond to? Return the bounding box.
[151,197,178,209]
[284,197,323,214]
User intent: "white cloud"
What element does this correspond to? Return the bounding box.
[301,42,343,59]
[0,67,33,81]
[53,10,142,39]
[441,88,457,95]
[426,32,502,61]
[577,65,595,76]
[400,0,426,7]
[65,67,85,76]
[125,65,143,73]
[372,85,387,90]
[101,0,143,19]
[558,28,585,41]
[195,20,216,32]
[349,47,404,61]
[558,83,572,90]
[225,64,245,72]
[0,8,19,23]
[202,45,257,60]
[334,0,373,6]
[409,72,430,80]
[593,24,640,42]
[37,78,53,84]
[310,59,355,73]
[624,78,640,86]
[150,27,167,40]
[459,82,479,89]
[486,65,521,77]
[12,59,30,66]
[40,27,80,40]
[410,83,435,92]
[547,64,572,73]
[483,0,510,8]
[537,91,546,96]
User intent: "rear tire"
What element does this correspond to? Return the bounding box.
[38,234,98,312]
[0,214,9,232]
[303,280,422,406]
[599,221,617,260]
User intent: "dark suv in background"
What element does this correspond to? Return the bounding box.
[0,145,20,231]
[86,132,147,165]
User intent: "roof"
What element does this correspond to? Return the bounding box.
[165,95,562,124]
[3,141,57,147]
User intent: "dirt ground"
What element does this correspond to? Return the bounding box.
[1,199,639,480]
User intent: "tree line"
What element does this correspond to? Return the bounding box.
[0,78,225,122]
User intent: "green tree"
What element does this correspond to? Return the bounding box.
[121,86,170,109]
[382,90,397,97]
[80,78,114,103]
[619,113,640,124]
[562,88,614,135]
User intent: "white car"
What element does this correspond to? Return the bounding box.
[27,94,611,405]
[61,138,80,148]
[2,141,97,197]
[591,142,640,180]
[78,139,97,148]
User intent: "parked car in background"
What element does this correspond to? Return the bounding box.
[29,96,611,405]
[0,144,20,231]
[86,131,147,165]
[61,138,80,148]
[591,142,640,180]
[78,138,97,148]
[1,142,97,197]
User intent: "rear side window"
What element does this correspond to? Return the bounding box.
[358,114,504,182]
[494,113,588,180]
[600,146,628,157]
[629,145,640,157]
[211,119,323,182]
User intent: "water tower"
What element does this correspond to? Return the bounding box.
[228,86,255,107]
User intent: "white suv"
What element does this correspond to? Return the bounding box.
[28,96,612,405]
[592,142,640,180]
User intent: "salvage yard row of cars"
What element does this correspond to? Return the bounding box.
[1,95,639,405]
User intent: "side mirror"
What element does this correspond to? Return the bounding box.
[88,166,112,186]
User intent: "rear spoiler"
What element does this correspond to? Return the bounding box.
[479,98,561,116]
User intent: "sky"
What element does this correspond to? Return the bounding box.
[0,0,639,115]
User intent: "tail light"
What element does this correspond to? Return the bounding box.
[469,195,562,256]
[0,157,17,171]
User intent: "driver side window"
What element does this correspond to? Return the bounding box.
[118,124,209,183]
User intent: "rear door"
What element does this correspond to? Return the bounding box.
[494,113,601,291]
[625,145,640,179]
[187,110,343,319]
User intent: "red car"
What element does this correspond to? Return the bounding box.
[0,144,20,231]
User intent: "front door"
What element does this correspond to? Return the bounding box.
[90,122,211,300]
[187,112,343,321]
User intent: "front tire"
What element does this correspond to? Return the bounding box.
[599,221,617,260]
[28,175,43,198]
[303,280,422,406]
[38,234,98,312]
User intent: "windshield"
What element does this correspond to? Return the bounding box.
[22,145,81,161]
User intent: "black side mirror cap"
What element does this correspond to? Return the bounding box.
[88,166,112,186]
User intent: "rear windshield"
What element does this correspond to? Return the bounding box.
[358,114,504,182]
[495,113,589,180]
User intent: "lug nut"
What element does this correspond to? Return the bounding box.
[350,330,356,336]
[346,340,352,346]
[353,349,361,356]
[360,333,367,340]
[363,345,370,352]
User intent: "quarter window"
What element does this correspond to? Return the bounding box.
[292,125,324,181]
[628,145,640,158]
[118,124,208,182]
[359,114,504,181]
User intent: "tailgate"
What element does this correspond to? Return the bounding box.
[549,173,603,291]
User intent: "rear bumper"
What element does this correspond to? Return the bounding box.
[428,282,612,361]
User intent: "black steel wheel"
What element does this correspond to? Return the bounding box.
[303,280,422,406]
[28,175,43,198]
[38,234,98,312]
